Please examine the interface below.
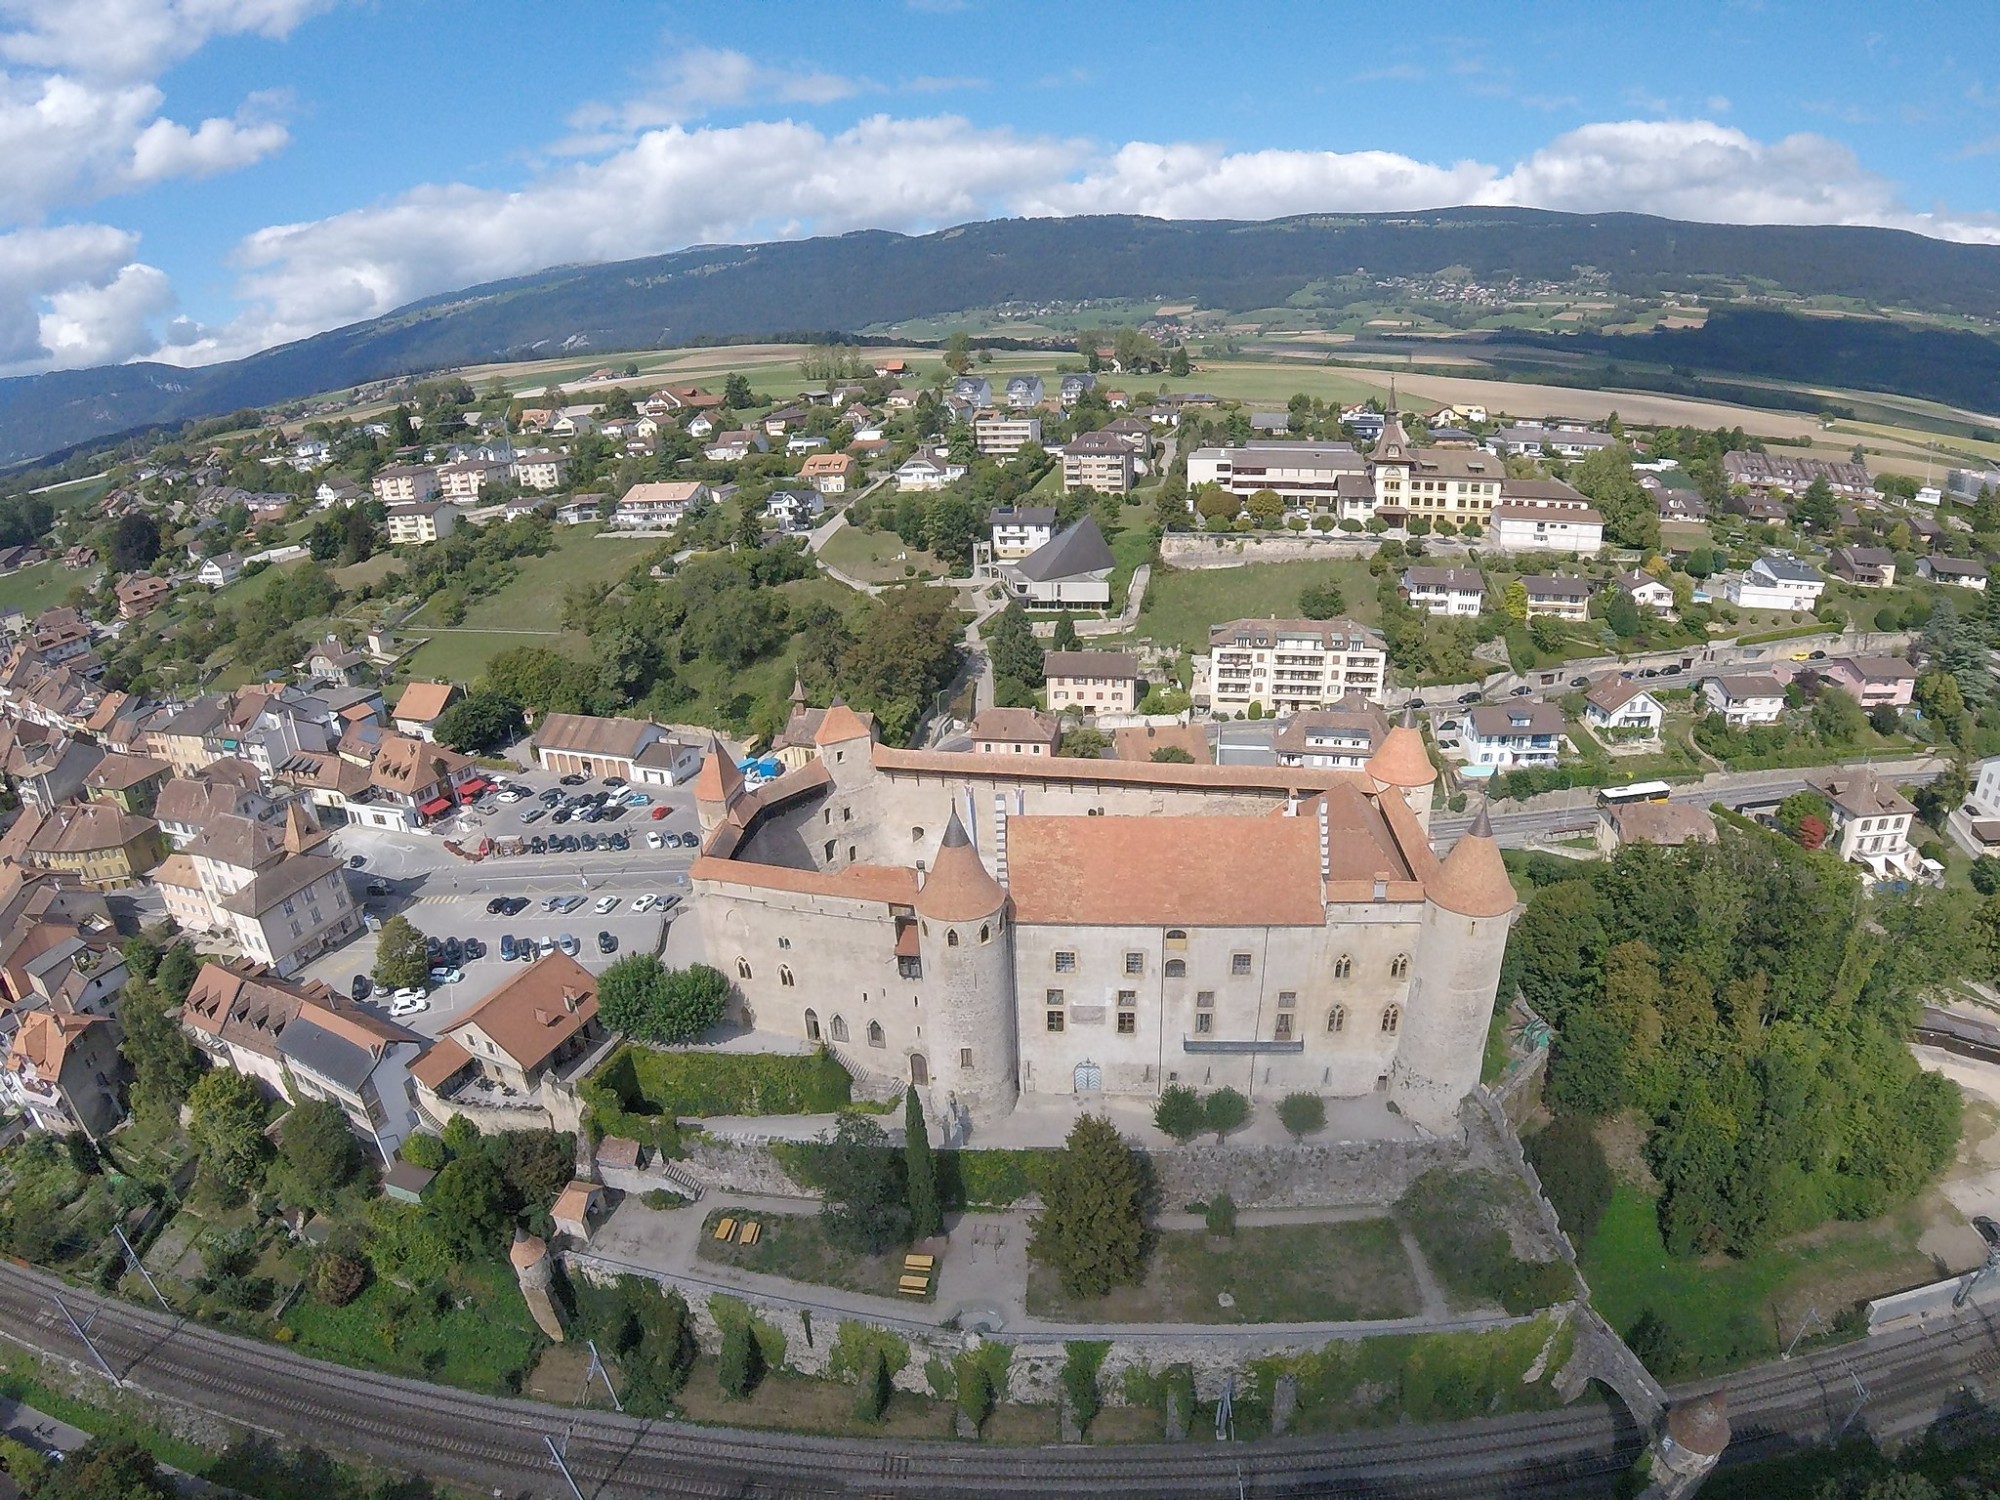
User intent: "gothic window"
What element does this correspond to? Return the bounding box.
[736,957,752,980]
[829,1014,849,1043]
[1328,1004,1347,1033]
[868,1020,885,1048]
[1390,953,1411,980]
[779,966,794,987]
[804,1009,820,1042]
[1164,959,1186,979]
[1381,1004,1401,1035]
[979,924,990,944]
[946,929,960,947]
[1334,954,1353,980]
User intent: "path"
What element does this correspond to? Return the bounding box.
[1074,562,1151,639]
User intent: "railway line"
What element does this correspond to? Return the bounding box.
[2,1259,1995,1498]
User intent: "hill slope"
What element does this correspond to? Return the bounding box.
[5,207,2000,465]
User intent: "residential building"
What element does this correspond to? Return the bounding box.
[532,712,700,785]
[1813,769,1922,882]
[895,453,966,492]
[1828,547,1897,588]
[1947,467,2000,503]
[114,574,171,619]
[391,681,461,741]
[1272,695,1390,769]
[1004,374,1045,408]
[998,517,1116,610]
[1583,678,1665,738]
[1520,575,1593,621]
[1,802,166,887]
[988,506,1057,561]
[1186,441,1369,515]
[437,459,507,501]
[1,1010,124,1136]
[1920,555,1988,591]
[1204,619,1387,715]
[82,752,171,814]
[1058,372,1096,406]
[384,502,461,546]
[951,377,993,408]
[197,553,243,588]
[408,953,604,1116]
[1044,650,1143,715]
[555,498,602,525]
[763,489,824,532]
[1819,655,1916,709]
[1464,702,1564,769]
[800,453,855,494]
[1400,566,1487,617]
[346,731,477,831]
[1701,674,1786,726]
[371,465,439,504]
[1595,802,1716,856]
[511,450,571,491]
[968,707,1061,758]
[1616,571,1677,613]
[613,481,708,530]
[1060,432,1135,494]
[1488,425,1617,459]
[1722,555,1825,611]
[703,430,768,462]
[1489,502,1605,553]
[973,412,1042,457]
[1722,451,1875,498]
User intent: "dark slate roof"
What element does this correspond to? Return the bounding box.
[277,1014,374,1090]
[1014,517,1115,583]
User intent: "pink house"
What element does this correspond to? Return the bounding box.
[1818,655,1915,709]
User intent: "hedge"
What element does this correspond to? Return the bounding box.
[582,1043,853,1145]
[771,1141,1053,1207]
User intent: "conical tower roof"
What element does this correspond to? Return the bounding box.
[1367,706,1437,789]
[691,736,743,804]
[1430,808,1517,918]
[916,809,1005,921]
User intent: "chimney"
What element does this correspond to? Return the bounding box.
[562,988,581,1013]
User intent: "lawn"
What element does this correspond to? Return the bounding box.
[1137,556,1381,654]
[401,627,594,685]
[1025,1218,1418,1325]
[696,1207,927,1301]
[1579,1184,1935,1376]
[0,559,85,617]
[281,1256,544,1393]
[818,522,948,584]
[409,526,651,634]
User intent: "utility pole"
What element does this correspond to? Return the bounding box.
[1214,1374,1235,1444]
[579,1339,621,1412]
[112,1225,172,1315]
[1834,1362,1869,1441]
[1956,1239,2000,1310]
[543,1430,588,1500]
[52,1293,120,1387]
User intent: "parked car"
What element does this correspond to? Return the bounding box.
[650,806,670,820]
[540,788,564,803]
[503,896,530,915]
[625,792,653,806]
[535,936,556,958]
[632,893,657,913]
[602,776,625,788]
[350,974,372,1001]
[560,773,587,786]
[520,808,545,824]
[497,789,524,803]
[595,895,619,914]
[428,966,463,986]
[346,854,367,869]
[1406,699,1426,710]
[579,833,599,851]
[500,934,518,961]
[1569,676,1590,688]
[658,894,680,913]
[464,937,486,961]
[557,933,580,957]
[552,807,571,824]
[1458,692,1482,705]
[389,990,429,1016]
[1511,685,1534,696]
[597,930,617,954]
[424,936,442,961]
[542,895,565,912]
[607,833,629,851]
[529,836,547,854]
[442,937,463,966]
[647,831,665,850]
[486,897,510,915]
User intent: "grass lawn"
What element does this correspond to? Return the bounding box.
[696,1208,929,1301]
[331,550,402,590]
[0,560,86,616]
[36,475,111,512]
[401,626,594,685]
[1137,556,1380,653]
[1025,1219,1418,1324]
[282,1256,543,1393]
[402,526,650,635]
[670,1359,1068,1442]
[211,555,306,605]
[1580,1184,1935,1376]
[818,522,948,584]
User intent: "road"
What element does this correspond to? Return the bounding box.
[7,1258,2000,1498]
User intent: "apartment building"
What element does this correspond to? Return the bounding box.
[1205,618,1387,715]
[384,502,460,546]
[371,465,439,504]
[437,459,507,501]
[973,412,1043,457]
[1044,651,1142,715]
[1060,432,1136,494]
[988,506,1057,560]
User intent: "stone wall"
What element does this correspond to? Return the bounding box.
[674,1131,819,1198]
[1161,534,1377,568]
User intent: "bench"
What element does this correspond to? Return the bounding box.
[897,1275,930,1296]
[737,1220,761,1246]
[902,1253,935,1271]
[712,1217,737,1241]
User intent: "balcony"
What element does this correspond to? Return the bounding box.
[1182,1037,1305,1054]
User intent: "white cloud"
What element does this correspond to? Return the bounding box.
[567,46,863,137]
[37,259,174,367]
[0,0,332,81]
[0,222,170,372]
[128,95,289,185]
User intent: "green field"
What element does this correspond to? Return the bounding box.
[401,626,594,685]
[442,526,654,633]
[1136,556,1380,652]
[818,522,947,583]
[34,475,112,512]
[0,559,85,617]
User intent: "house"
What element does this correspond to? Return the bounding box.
[1520,575,1592,622]
[1464,702,1564,769]
[1819,655,1916,709]
[1044,650,1142,716]
[391,681,461,741]
[114,574,172,619]
[1488,425,1617,459]
[371,465,439,505]
[4,802,166,887]
[1204,618,1387,715]
[198,553,243,588]
[550,407,598,439]
[1617,571,1677,613]
[1722,451,1875,498]
[785,433,827,457]
[761,405,808,436]
[1722,555,1825,612]
[613,481,709,529]
[770,691,879,771]
[703,430,769,462]
[1654,490,1709,522]
[1828,547,1897,589]
[1003,374,1045,409]
[895,454,965,492]
[998,517,1115,610]
[1595,802,1716,856]
[1401,567,1486,617]
[302,634,369,686]
[385,502,460,546]
[552,1180,608,1242]
[989,506,1057,561]
[973,412,1042,456]
[511,449,571,491]
[1060,431,1135,494]
[1813,769,1922,882]
[968,707,1061,758]
[82,752,171,814]
[533,712,699,785]
[1920,555,1988,591]
[1272,694,1390,769]
[556,497,602,525]
[1701,674,1786,726]
[1489,503,1605,553]
[763,489,824,533]
[1058,372,1096,406]
[1583,678,1665,738]
[407,953,604,1115]
[799,453,855,495]
[1,1010,124,1135]
[951,377,993,408]
[872,358,907,380]
[347,731,477,831]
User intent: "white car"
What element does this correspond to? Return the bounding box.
[646,831,665,850]
[557,933,580,956]
[631,893,657,913]
[594,895,619,914]
[389,989,429,1016]
[428,966,463,985]
[536,936,557,958]
[497,789,525,803]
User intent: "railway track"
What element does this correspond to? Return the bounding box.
[1,1260,1994,1498]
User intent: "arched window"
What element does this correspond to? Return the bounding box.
[867,1020,885,1048]
[1334,954,1352,980]
[946,929,960,948]
[911,826,925,843]
[736,957,752,980]
[1164,929,1188,951]
[829,1014,849,1043]
[1327,1004,1347,1033]
[804,1009,820,1042]
[979,924,990,944]
[1390,953,1411,980]
[1381,1004,1401,1035]
[1164,958,1186,979]
[779,966,794,987]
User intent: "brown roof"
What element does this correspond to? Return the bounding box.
[371,732,469,793]
[1367,716,1436,788]
[1043,650,1139,680]
[84,752,169,792]
[1665,1395,1730,1458]
[971,707,1060,745]
[1585,677,1649,713]
[449,952,598,1072]
[1708,674,1784,701]
[915,812,1004,921]
[552,1181,600,1224]
[7,1009,102,1077]
[1111,723,1210,763]
[180,961,329,1060]
[1429,811,1517,919]
[151,851,202,890]
[392,681,458,724]
[30,802,159,857]
[873,744,1368,795]
[1607,803,1717,847]
[691,738,743,804]
[813,702,873,746]
[1812,768,1916,819]
[533,712,654,759]
[692,855,919,906]
[217,852,342,918]
[409,1035,472,1089]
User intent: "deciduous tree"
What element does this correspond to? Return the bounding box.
[373,916,429,991]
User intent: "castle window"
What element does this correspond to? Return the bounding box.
[946,929,959,948]
[804,1009,820,1042]
[1046,987,1064,1006]
[824,809,831,824]
[1196,990,1214,1009]
[1390,954,1411,980]
[1327,1005,1346,1033]
[780,966,794,987]
[830,1015,849,1042]
[1381,1005,1401,1035]
[824,839,836,861]
[1277,990,1296,1008]
[1047,1010,1065,1032]
[868,1021,885,1048]
[979,924,990,944]
[842,806,852,822]
[1275,1013,1294,1040]
[1124,952,1144,976]
[959,1048,973,1070]
[1334,954,1352,979]
[848,844,856,861]
[1231,952,1252,976]
[736,957,752,980]
[777,936,791,949]
[1164,959,1186,979]
[1117,1009,1136,1035]
[911,826,925,842]
[1165,929,1188,951]
[1194,1012,1212,1034]
[1054,951,1076,973]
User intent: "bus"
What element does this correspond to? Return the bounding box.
[1597,780,1673,808]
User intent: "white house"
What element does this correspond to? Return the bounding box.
[1520,575,1592,622]
[1400,566,1486,617]
[1722,554,1825,612]
[1490,503,1605,553]
[764,489,825,533]
[1701,674,1786,726]
[1583,678,1665,738]
[1464,702,1564,769]
[896,453,966,492]
[1920,556,1989,591]
[997,517,1114,610]
[1813,769,1923,883]
[989,505,1057,560]
[197,553,243,588]
[612,481,708,530]
[511,449,571,491]
[1617,571,1678,613]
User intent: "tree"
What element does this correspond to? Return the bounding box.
[1603,589,1642,640]
[120,979,203,1125]
[109,512,162,572]
[1501,579,1529,623]
[1277,1092,1327,1140]
[1811,685,1866,745]
[188,1069,272,1202]
[818,1114,909,1254]
[1796,476,1839,533]
[1153,1083,1204,1143]
[1056,726,1109,758]
[373,915,429,991]
[903,1087,941,1240]
[426,1154,509,1255]
[1298,580,1345,619]
[432,692,524,754]
[717,1320,763,1398]
[1149,746,1195,763]
[1971,857,2000,896]
[33,1437,177,1500]
[1204,1087,1250,1142]
[1529,615,1566,653]
[923,495,982,568]
[1051,614,1081,652]
[1523,1115,1614,1242]
[852,1347,892,1423]
[722,373,753,409]
[279,1099,365,1203]
[155,941,199,1004]
[1568,443,1659,551]
[1029,1115,1147,1298]
[310,1250,368,1307]
[1168,344,1190,377]
[986,602,1044,689]
[1245,488,1285,528]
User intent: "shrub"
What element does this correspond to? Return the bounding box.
[311,1251,368,1307]
[1204,1194,1237,1238]
[1277,1092,1326,1140]
[956,1358,994,1431]
[717,1321,761,1399]
[399,1134,448,1171]
[1153,1084,1204,1144]
[1625,1307,1686,1380]
[1062,1341,1108,1433]
[640,1189,687,1210]
[1524,1115,1614,1244]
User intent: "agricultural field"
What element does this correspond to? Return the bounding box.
[0,559,87,617]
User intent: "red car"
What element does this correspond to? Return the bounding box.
[650,806,670,820]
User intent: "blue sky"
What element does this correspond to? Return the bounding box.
[4,0,1998,377]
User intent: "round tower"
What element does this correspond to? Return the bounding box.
[1393,808,1517,1130]
[914,809,1017,1126]
[509,1227,566,1341]
[1367,706,1439,835]
[691,736,743,837]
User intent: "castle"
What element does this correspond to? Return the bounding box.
[690,706,1515,1133]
